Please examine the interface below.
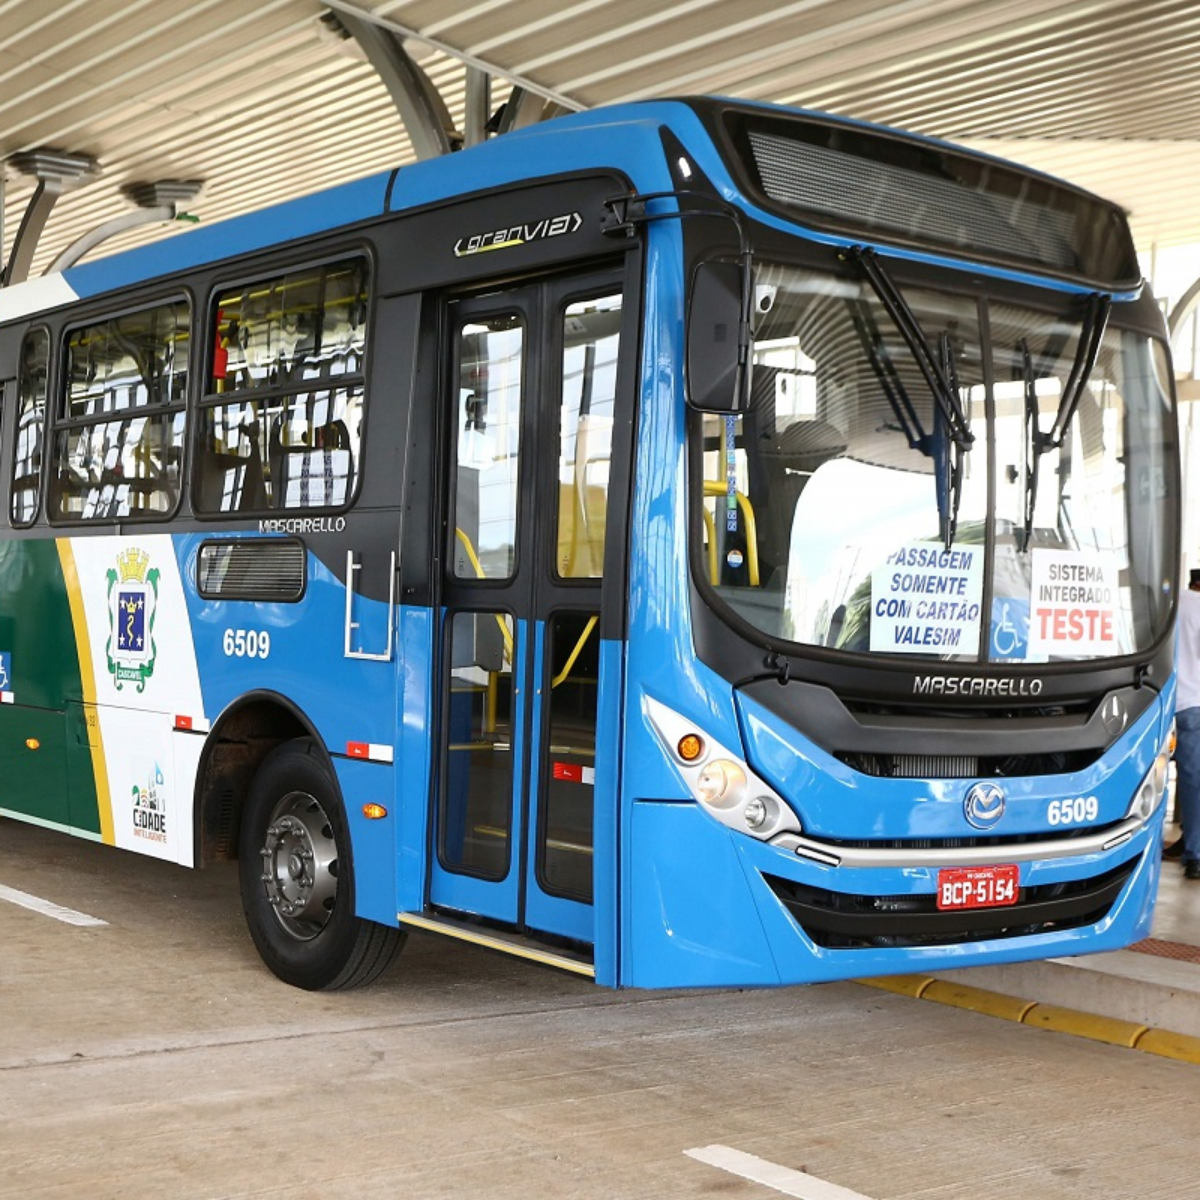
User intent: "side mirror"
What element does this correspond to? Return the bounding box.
[686,260,752,412]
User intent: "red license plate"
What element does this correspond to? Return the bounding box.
[936,864,1020,911]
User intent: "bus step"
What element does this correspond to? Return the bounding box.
[397,911,595,978]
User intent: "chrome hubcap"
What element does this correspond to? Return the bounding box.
[259,791,338,940]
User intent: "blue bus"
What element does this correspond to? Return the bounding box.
[0,97,1178,990]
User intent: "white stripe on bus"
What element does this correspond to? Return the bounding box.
[0,272,79,322]
[0,883,108,927]
[685,1146,878,1200]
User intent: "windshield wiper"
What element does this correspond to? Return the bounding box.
[849,305,930,454]
[1019,293,1111,551]
[846,246,974,550]
[937,330,968,548]
[1019,338,1041,552]
[847,246,975,452]
[1043,293,1111,451]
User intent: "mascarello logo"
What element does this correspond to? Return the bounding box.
[106,547,160,693]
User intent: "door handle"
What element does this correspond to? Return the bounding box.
[344,550,396,661]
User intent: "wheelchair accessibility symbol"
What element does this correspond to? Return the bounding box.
[0,651,10,692]
[990,600,1028,661]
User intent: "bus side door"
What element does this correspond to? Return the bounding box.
[427,269,631,950]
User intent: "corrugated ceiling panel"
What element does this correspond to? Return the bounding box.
[0,0,1198,280]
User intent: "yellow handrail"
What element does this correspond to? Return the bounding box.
[551,616,599,689]
[454,527,514,658]
[700,507,719,586]
[701,481,760,586]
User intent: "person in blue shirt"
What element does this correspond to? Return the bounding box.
[1169,569,1200,878]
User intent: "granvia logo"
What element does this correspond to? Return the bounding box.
[913,675,1044,698]
[454,211,583,258]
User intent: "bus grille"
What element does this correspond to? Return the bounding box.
[839,748,1098,779]
[763,860,1136,950]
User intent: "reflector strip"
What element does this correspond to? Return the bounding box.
[553,762,595,784]
[347,742,395,763]
[0,692,13,704]
[173,714,210,733]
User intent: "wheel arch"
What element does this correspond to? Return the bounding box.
[192,690,333,867]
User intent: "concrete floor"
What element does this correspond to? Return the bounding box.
[2,817,1198,1200]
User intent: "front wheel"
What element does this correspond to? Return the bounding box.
[238,738,404,990]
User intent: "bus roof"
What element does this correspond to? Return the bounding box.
[0,97,1138,325]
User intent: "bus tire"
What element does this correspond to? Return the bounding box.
[238,737,404,990]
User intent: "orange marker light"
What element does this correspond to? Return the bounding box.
[362,803,388,820]
[25,738,40,751]
[677,734,705,763]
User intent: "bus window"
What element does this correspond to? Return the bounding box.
[453,315,524,579]
[195,258,368,514]
[51,302,189,521]
[11,328,48,525]
[556,295,620,579]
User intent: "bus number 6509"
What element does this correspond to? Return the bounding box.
[223,629,271,659]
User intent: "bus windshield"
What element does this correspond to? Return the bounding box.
[695,259,1176,665]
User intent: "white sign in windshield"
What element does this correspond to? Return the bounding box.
[870,542,985,655]
[1028,549,1121,658]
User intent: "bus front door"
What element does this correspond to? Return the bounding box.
[428,274,626,948]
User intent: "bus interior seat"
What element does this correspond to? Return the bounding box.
[199,425,267,513]
[271,415,352,508]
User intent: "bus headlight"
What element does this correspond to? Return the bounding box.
[743,795,779,831]
[1126,740,1172,824]
[696,759,747,809]
[643,696,802,842]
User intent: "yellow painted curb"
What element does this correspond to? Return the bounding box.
[857,974,933,998]
[921,979,1037,1022]
[855,975,1200,1065]
[1020,1004,1147,1048]
[1134,1028,1200,1065]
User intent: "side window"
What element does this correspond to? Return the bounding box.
[11,328,49,525]
[51,301,189,522]
[556,294,621,579]
[195,257,369,514]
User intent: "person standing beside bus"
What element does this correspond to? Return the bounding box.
[1172,569,1200,879]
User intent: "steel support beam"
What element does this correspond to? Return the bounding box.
[493,86,542,135]
[331,10,460,159]
[2,148,98,286]
[463,68,490,149]
[321,0,582,117]
[47,179,203,274]
[1169,275,1200,338]
[47,207,175,275]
